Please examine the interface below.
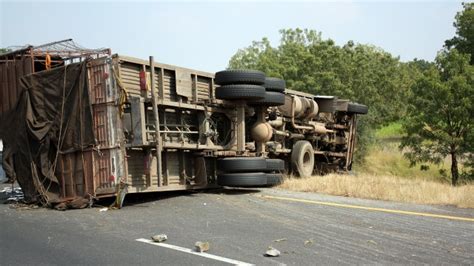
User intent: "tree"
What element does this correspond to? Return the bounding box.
[228,28,414,160]
[445,2,474,64]
[0,48,11,54]
[229,28,413,124]
[401,49,474,186]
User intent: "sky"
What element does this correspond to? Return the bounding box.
[0,0,464,72]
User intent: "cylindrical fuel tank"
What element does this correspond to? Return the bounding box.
[278,95,319,119]
[306,99,319,119]
[251,122,273,142]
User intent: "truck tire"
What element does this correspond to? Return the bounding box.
[217,172,267,187]
[265,159,285,172]
[248,91,285,106]
[264,77,286,92]
[215,70,266,85]
[266,173,284,186]
[217,157,267,172]
[347,103,368,114]
[215,85,265,100]
[291,141,314,178]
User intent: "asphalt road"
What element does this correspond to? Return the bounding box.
[1,185,473,265]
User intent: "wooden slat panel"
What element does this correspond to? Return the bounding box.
[118,58,214,105]
[93,149,113,189]
[88,61,109,104]
[197,76,212,101]
[119,62,141,96]
[166,152,180,184]
[127,150,147,187]
[163,70,177,101]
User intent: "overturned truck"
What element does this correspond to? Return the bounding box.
[0,40,367,207]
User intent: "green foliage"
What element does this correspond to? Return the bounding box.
[375,122,403,139]
[228,28,417,161]
[229,28,418,125]
[445,2,474,64]
[401,49,474,185]
[0,48,11,54]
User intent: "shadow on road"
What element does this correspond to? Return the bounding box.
[206,187,262,195]
[96,187,263,208]
[0,181,264,209]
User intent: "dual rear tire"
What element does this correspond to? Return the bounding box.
[214,70,288,186]
[215,70,286,107]
[217,157,285,187]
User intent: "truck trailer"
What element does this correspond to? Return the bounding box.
[0,40,367,208]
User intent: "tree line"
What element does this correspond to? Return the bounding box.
[228,3,473,185]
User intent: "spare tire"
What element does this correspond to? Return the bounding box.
[215,84,265,100]
[265,159,285,172]
[217,172,267,187]
[347,103,368,114]
[248,91,285,106]
[215,70,266,86]
[217,157,267,172]
[266,173,284,186]
[264,77,286,92]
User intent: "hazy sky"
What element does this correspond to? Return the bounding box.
[0,1,464,72]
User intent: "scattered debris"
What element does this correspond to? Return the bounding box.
[99,207,108,212]
[1,186,24,202]
[367,240,377,245]
[151,234,168,243]
[195,241,210,252]
[304,238,314,246]
[273,238,287,243]
[9,203,38,210]
[53,197,91,211]
[54,203,68,211]
[265,246,281,257]
[69,197,90,209]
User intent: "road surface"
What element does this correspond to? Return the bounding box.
[1,185,473,265]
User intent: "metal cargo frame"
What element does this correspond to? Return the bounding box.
[1,40,110,133]
[52,54,232,199]
[113,54,233,194]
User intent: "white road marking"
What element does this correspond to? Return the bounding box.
[136,238,254,266]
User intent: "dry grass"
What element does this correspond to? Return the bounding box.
[279,173,474,208]
[354,142,451,183]
[283,123,474,208]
